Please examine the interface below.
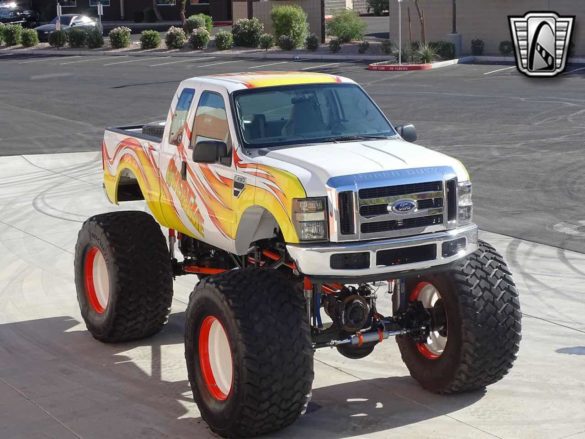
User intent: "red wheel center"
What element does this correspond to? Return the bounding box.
[410,281,445,360]
[198,316,233,401]
[84,246,109,314]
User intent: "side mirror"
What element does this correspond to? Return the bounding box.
[396,124,417,143]
[192,140,228,163]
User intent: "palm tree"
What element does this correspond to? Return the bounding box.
[152,0,162,21]
[452,0,457,33]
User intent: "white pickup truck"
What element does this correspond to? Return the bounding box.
[74,72,521,437]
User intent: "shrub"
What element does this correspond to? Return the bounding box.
[165,26,187,49]
[328,38,341,53]
[20,28,39,47]
[133,10,144,23]
[358,40,370,54]
[259,33,274,51]
[87,28,104,48]
[367,0,389,15]
[140,30,161,49]
[278,35,295,51]
[188,13,212,33]
[271,5,308,48]
[471,38,484,56]
[305,33,319,51]
[232,18,263,47]
[499,40,514,56]
[68,28,87,48]
[189,28,210,49]
[4,24,22,46]
[327,9,366,43]
[185,15,206,34]
[0,24,5,45]
[417,43,436,63]
[215,30,233,50]
[48,29,67,48]
[380,39,393,55]
[429,40,454,59]
[109,26,131,49]
[144,7,157,23]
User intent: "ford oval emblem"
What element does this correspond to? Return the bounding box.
[390,199,417,214]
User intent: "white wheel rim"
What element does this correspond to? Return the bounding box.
[84,247,110,313]
[411,282,447,359]
[199,316,233,400]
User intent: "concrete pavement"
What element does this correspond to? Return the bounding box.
[0,152,584,438]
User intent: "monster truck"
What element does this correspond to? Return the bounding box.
[75,72,521,437]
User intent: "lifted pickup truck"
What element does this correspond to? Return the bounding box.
[75,72,521,437]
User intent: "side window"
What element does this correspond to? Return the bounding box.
[191,91,231,153]
[168,88,195,146]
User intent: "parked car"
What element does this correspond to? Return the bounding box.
[35,14,97,42]
[0,3,39,28]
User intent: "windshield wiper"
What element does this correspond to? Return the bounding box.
[323,134,390,142]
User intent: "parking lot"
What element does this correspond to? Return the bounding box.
[1,54,585,438]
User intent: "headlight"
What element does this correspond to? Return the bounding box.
[292,197,328,241]
[457,181,473,224]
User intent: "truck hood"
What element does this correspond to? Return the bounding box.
[256,138,470,196]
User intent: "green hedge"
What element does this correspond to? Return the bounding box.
[87,28,104,48]
[271,5,308,48]
[4,24,22,46]
[187,13,212,33]
[326,10,365,43]
[48,30,67,48]
[21,29,39,47]
[215,30,233,50]
[232,18,264,47]
[68,28,87,48]
[109,26,131,49]
[140,30,161,49]
[189,28,210,50]
[165,26,187,49]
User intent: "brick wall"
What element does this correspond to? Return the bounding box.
[388,0,585,56]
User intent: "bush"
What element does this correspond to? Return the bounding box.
[188,13,212,33]
[133,10,144,23]
[0,24,5,45]
[380,39,393,55]
[165,26,187,49]
[367,0,389,15]
[358,40,369,54]
[214,30,233,50]
[271,5,308,48]
[4,24,22,46]
[499,40,514,56]
[329,38,341,53]
[68,28,87,48]
[429,40,454,59]
[417,43,436,63]
[87,28,104,48]
[278,35,295,51]
[144,7,157,23]
[471,38,484,56]
[189,28,210,49]
[305,33,319,51]
[259,33,274,51]
[232,18,263,47]
[140,30,161,49]
[109,26,131,49]
[185,15,206,34]
[327,9,366,43]
[48,29,67,48]
[20,28,39,47]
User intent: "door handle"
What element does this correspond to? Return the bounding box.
[181,161,187,180]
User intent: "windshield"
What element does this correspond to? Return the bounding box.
[234,83,396,149]
[51,16,73,25]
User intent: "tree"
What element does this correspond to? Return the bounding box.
[413,0,425,44]
[152,0,163,21]
[178,0,187,25]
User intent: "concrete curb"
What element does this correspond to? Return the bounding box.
[0,46,395,63]
[368,57,472,71]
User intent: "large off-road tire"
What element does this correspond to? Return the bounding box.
[74,211,173,343]
[397,240,521,394]
[185,268,314,438]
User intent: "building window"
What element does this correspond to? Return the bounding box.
[61,0,77,7]
[156,0,177,5]
[89,0,111,6]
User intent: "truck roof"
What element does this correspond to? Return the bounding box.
[185,71,355,92]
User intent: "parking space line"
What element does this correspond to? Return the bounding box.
[198,60,239,68]
[301,63,340,71]
[248,61,289,69]
[563,66,585,75]
[483,66,515,75]
[149,57,215,67]
[103,57,166,66]
[20,56,78,64]
[61,56,125,65]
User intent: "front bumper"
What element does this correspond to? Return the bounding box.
[287,224,478,281]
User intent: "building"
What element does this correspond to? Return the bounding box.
[388,0,584,57]
[26,0,231,22]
